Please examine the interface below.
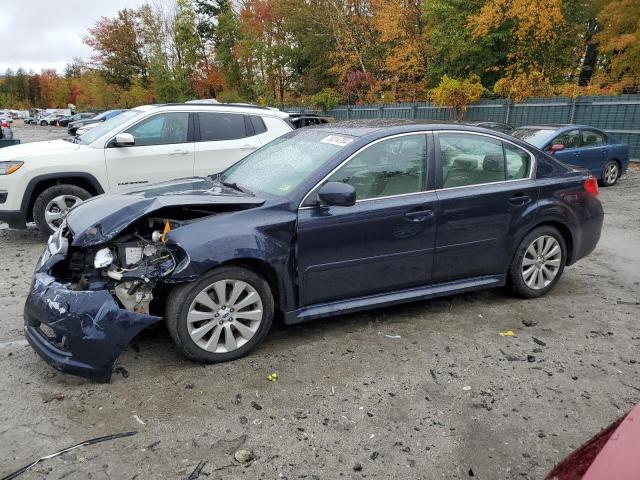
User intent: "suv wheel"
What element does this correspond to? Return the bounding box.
[40,120,47,126]
[600,161,620,187]
[33,184,91,235]
[509,226,566,298]
[166,266,274,363]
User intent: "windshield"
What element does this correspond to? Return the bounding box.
[512,128,555,147]
[222,129,355,196]
[77,110,137,144]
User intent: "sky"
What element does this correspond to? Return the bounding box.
[0,0,142,74]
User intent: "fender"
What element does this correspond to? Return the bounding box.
[521,197,581,264]
[20,171,105,212]
[166,206,298,311]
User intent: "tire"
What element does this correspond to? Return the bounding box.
[32,184,92,235]
[599,160,620,187]
[40,121,47,126]
[166,266,274,363]
[509,226,567,298]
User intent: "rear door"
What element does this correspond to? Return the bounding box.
[433,131,538,282]
[580,129,609,175]
[193,112,262,176]
[104,111,195,190]
[296,133,437,306]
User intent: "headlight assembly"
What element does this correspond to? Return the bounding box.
[0,161,23,175]
[94,248,114,269]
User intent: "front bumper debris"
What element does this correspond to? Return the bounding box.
[24,272,161,383]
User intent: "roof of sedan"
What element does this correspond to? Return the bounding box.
[517,124,597,130]
[310,119,461,136]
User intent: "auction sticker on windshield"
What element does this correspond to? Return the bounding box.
[320,135,353,147]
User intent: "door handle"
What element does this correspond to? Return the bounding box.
[404,209,433,221]
[508,194,531,206]
[170,149,189,155]
[239,144,256,149]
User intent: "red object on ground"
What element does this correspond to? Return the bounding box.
[545,403,640,480]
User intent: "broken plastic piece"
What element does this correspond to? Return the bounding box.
[499,330,515,337]
[161,220,171,242]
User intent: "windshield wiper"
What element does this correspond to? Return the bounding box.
[212,174,253,195]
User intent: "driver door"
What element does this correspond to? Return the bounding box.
[104,112,195,191]
[549,129,582,167]
[296,133,437,306]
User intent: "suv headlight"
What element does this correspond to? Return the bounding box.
[0,161,23,175]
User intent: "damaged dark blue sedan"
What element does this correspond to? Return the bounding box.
[24,120,604,382]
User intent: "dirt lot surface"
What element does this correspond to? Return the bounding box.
[1,124,639,479]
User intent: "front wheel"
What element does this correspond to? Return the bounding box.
[509,226,566,298]
[40,121,47,126]
[32,184,91,235]
[600,161,620,187]
[166,266,274,363]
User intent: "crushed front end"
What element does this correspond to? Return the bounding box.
[23,219,181,382]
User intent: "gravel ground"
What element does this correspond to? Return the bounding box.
[1,124,639,479]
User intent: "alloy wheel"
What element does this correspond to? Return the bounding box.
[44,195,83,230]
[187,279,264,353]
[521,235,562,290]
[604,163,618,185]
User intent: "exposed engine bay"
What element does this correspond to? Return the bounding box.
[51,216,188,315]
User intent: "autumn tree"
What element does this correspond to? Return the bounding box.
[370,0,429,101]
[594,0,640,92]
[85,9,148,88]
[470,0,571,99]
[430,74,484,120]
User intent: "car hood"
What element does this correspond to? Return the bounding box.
[66,177,266,247]
[0,139,81,160]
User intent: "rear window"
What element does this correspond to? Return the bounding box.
[198,112,247,141]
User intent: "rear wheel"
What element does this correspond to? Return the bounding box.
[509,226,566,298]
[33,184,91,235]
[600,161,620,187]
[166,266,274,363]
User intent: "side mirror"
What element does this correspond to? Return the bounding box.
[114,133,135,147]
[317,182,356,207]
[550,144,564,154]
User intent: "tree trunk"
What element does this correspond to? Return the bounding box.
[578,19,601,87]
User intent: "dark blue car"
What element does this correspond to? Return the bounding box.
[512,124,629,186]
[24,121,604,382]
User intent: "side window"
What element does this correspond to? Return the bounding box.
[198,112,247,141]
[505,143,531,180]
[250,115,267,135]
[582,130,605,147]
[125,112,189,146]
[439,133,505,188]
[326,135,427,201]
[550,129,580,149]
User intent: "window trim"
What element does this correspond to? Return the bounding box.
[106,111,193,148]
[434,130,536,191]
[299,131,432,210]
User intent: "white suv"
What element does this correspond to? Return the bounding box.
[0,103,292,234]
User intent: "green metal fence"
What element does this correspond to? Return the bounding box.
[290,95,640,159]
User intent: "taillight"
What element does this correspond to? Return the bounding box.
[0,121,8,128]
[584,177,599,196]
